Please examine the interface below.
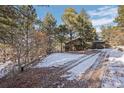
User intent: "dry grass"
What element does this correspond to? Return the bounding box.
[0,68,52,88]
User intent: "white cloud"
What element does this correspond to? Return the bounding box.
[88,6,117,17]
[88,6,118,32]
[97,6,111,11]
[92,17,114,26]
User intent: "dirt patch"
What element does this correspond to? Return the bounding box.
[0,67,91,88]
[0,67,84,88]
[86,67,106,88]
[0,68,52,88]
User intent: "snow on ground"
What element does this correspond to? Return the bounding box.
[35,53,84,68]
[102,64,124,88]
[34,48,124,87]
[65,53,101,80]
[102,48,124,88]
[0,61,13,78]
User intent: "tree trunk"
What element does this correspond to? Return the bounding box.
[47,30,53,54]
[17,47,22,72]
[69,29,73,51]
[3,40,6,63]
[60,42,63,52]
[26,20,29,64]
[47,35,51,54]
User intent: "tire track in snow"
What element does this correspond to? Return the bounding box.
[80,51,109,87]
[58,51,101,74]
[82,52,105,78]
[58,53,94,70]
[58,50,99,70]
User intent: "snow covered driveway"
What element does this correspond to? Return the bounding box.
[35,51,103,80]
[63,52,101,80]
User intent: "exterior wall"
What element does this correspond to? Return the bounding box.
[65,38,106,51]
[65,38,83,51]
[92,42,106,49]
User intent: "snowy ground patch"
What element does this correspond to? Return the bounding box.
[102,65,124,88]
[102,49,124,88]
[35,53,84,68]
[0,61,13,78]
[65,53,101,80]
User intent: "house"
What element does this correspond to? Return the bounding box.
[65,38,83,51]
[92,40,105,49]
[65,37,107,51]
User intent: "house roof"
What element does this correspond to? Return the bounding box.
[93,40,105,43]
[65,37,81,44]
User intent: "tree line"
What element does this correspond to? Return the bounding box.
[42,8,96,53]
[101,5,124,47]
[0,5,96,71]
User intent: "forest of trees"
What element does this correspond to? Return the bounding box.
[0,5,96,72]
[1,5,124,72]
[101,5,124,47]
[0,5,124,79]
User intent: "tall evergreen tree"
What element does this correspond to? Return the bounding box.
[115,5,124,29]
[55,25,68,52]
[0,5,38,71]
[41,12,56,54]
[62,8,77,41]
[75,9,95,49]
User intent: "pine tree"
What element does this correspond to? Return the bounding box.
[0,5,38,72]
[55,25,68,52]
[115,5,124,29]
[74,9,95,49]
[41,12,56,54]
[62,8,77,41]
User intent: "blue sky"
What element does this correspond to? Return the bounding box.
[35,5,118,32]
